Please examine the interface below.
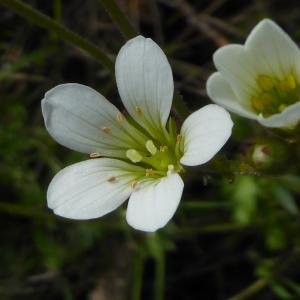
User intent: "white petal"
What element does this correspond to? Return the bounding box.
[258,101,300,128]
[180,104,233,166]
[115,36,174,138]
[207,72,257,119]
[245,19,300,79]
[47,158,142,219]
[213,44,259,102]
[126,173,184,232]
[42,83,147,158]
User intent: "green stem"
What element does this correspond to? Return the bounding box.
[154,254,165,300]
[99,0,137,39]
[132,248,144,300]
[228,278,268,300]
[0,0,114,71]
[53,0,62,22]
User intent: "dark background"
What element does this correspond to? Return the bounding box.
[1,0,300,299]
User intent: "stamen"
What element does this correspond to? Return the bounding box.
[160,145,168,152]
[126,149,143,163]
[168,164,174,171]
[252,73,299,116]
[251,96,264,111]
[116,112,125,122]
[175,135,183,159]
[286,74,296,89]
[130,180,137,188]
[135,105,142,115]
[257,75,273,91]
[107,176,116,182]
[167,164,175,175]
[176,134,182,142]
[90,152,101,158]
[145,168,153,176]
[101,127,112,134]
[251,93,274,112]
[279,74,296,92]
[145,140,157,155]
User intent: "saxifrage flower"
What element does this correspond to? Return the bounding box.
[42,36,233,232]
[207,19,300,129]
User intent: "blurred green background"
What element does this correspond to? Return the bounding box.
[1,0,300,299]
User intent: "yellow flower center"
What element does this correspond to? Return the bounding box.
[251,73,300,117]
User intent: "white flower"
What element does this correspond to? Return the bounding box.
[207,19,300,129]
[42,36,233,232]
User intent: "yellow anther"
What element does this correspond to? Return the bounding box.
[90,152,101,158]
[160,145,168,152]
[107,176,116,182]
[130,180,137,188]
[279,74,296,92]
[261,93,274,103]
[257,75,274,91]
[135,105,142,115]
[101,127,112,134]
[286,74,296,89]
[252,73,298,116]
[251,96,264,111]
[252,93,274,112]
[145,168,153,176]
[176,134,182,142]
[116,112,125,122]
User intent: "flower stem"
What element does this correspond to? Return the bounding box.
[131,248,144,300]
[154,253,165,300]
[0,0,114,71]
[99,0,137,39]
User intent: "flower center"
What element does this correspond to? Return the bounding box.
[90,112,184,187]
[126,138,181,173]
[251,73,300,117]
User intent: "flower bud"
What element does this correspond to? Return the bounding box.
[247,139,288,171]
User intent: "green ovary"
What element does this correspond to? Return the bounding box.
[251,73,300,117]
[125,118,183,179]
[126,141,181,177]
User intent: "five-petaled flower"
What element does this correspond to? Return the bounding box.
[42,36,233,232]
[207,19,300,129]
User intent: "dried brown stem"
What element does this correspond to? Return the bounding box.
[175,0,229,47]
